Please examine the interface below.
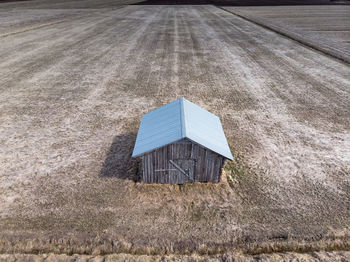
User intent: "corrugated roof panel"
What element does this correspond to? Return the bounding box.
[132,99,183,157]
[132,98,233,160]
[183,99,233,160]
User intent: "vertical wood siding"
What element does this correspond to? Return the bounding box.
[141,139,225,184]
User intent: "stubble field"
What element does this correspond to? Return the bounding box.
[0,0,349,259]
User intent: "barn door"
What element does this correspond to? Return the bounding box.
[169,159,195,184]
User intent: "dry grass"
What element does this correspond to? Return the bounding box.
[1,251,350,261]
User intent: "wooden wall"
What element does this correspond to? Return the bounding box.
[141,139,225,184]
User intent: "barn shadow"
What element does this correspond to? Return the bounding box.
[99,133,140,182]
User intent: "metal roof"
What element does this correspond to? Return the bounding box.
[132,98,233,160]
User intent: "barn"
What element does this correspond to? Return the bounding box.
[132,98,233,184]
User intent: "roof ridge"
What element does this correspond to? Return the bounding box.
[180,97,186,139]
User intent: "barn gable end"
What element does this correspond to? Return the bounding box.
[141,139,225,184]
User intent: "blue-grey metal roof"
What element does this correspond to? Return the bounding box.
[132,98,233,160]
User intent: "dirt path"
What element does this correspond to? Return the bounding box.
[0,1,349,255]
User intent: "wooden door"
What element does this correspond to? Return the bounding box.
[169,159,195,184]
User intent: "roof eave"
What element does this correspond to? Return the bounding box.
[132,137,185,158]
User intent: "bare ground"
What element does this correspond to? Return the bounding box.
[221,5,350,63]
[0,0,350,258]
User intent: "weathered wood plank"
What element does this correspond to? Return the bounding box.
[141,138,226,184]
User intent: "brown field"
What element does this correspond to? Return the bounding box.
[0,0,349,260]
[221,5,350,63]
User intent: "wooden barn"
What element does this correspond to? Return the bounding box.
[132,98,233,184]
